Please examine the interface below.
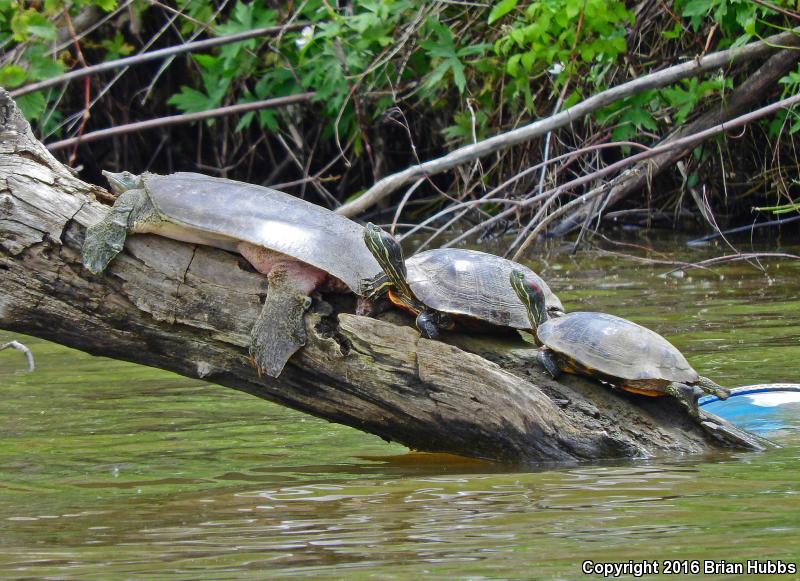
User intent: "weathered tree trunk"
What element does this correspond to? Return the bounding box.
[0,89,767,464]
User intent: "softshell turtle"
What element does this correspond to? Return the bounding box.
[360,223,563,338]
[82,171,382,377]
[509,269,730,417]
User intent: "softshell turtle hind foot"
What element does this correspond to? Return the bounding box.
[82,186,154,274]
[249,262,324,378]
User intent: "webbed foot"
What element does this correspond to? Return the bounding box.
[81,189,145,274]
[249,266,314,378]
[696,376,730,400]
[666,382,706,420]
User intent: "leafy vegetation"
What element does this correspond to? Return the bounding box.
[1,0,798,228]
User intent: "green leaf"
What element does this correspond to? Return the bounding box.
[681,0,712,17]
[101,31,134,62]
[488,0,518,24]
[12,9,57,41]
[168,87,215,114]
[0,65,26,88]
[621,105,658,132]
[450,58,467,93]
[95,0,118,12]
[15,91,47,123]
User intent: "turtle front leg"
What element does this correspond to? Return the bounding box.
[665,382,706,420]
[82,189,149,274]
[416,311,440,340]
[415,310,454,340]
[249,262,323,378]
[538,349,562,379]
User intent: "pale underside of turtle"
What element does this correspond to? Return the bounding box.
[538,311,699,390]
[82,171,382,378]
[406,249,564,329]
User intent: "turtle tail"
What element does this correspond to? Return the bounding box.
[696,376,730,400]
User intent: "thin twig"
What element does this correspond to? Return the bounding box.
[442,90,800,251]
[45,93,314,151]
[663,252,800,274]
[399,141,650,249]
[10,22,310,98]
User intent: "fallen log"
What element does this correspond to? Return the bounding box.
[0,89,767,464]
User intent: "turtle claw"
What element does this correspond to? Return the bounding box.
[666,383,705,421]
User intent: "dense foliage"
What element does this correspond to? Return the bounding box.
[1,0,798,227]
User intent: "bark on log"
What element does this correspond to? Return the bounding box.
[0,89,768,464]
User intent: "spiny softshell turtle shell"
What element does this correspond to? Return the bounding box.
[82,171,382,377]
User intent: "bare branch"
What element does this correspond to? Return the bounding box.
[442,91,800,249]
[46,93,315,151]
[335,28,800,218]
[10,22,310,98]
[0,341,35,372]
[551,44,800,237]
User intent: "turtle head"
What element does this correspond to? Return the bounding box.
[510,270,548,329]
[102,170,143,195]
[363,222,408,282]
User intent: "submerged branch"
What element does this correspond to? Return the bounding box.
[0,341,35,372]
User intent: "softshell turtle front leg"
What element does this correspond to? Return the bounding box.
[82,188,153,274]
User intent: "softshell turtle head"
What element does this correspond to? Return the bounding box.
[510,269,549,330]
[102,170,143,195]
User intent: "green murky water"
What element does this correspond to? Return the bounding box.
[2,234,800,579]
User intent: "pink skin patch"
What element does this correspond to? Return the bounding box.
[237,242,327,294]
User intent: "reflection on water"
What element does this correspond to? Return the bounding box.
[1,234,799,578]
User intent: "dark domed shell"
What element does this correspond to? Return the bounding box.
[405,248,563,328]
[538,312,699,383]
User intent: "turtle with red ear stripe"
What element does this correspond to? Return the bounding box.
[509,269,729,418]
